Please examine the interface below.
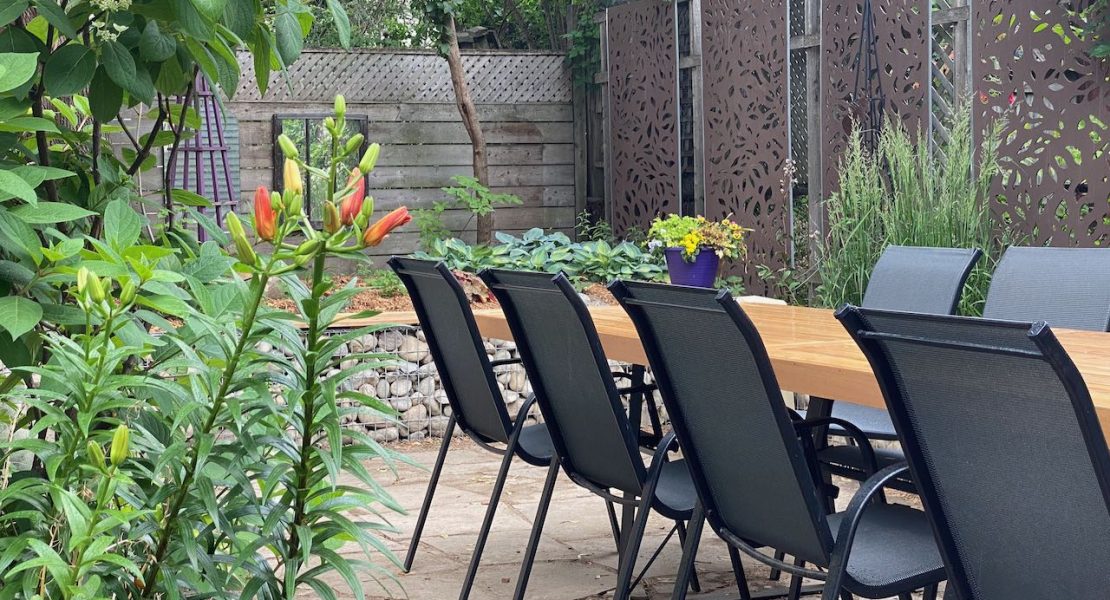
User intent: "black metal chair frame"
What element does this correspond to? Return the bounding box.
[390,257,556,600]
[610,281,942,600]
[838,306,1110,600]
[481,269,701,600]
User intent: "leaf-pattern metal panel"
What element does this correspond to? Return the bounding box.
[821,0,930,196]
[700,0,790,290]
[974,0,1110,247]
[607,0,679,236]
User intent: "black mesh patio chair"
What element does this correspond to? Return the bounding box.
[805,246,982,489]
[838,306,1110,599]
[388,257,558,599]
[983,246,1110,330]
[610,280,945,600]
[480,269,702,600]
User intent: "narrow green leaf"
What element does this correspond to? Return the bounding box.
[11,201,95,223]
[0,169,38,204]
[0,1,29,28]
[32,0,77,40]
[326,0,352,48]
[100,40,137,92]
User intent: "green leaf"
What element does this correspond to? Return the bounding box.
[43,44,95,96]
[139,20,177,62]
[274,10,303,65]
[11,201,95,223]
[326,0,352,48]
[0,209,43,264]
[100,41,137,93]
[104,198,143,250]
[88,66,123,123]
[170,188,213,207]
[0,296,42,339]
[32,0,77,40]
[191,0,227,20]
[0,1,28,28]
[173,0,214,42]
[0,52,38,94]
[0,169,37,204]
[224,0,257,39]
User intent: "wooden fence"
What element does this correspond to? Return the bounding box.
[226,49,579,258]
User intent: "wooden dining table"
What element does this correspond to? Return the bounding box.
[468,302,1110,441]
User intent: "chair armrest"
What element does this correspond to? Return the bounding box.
[823,462,913,596]
[490,357,523,368]
[792,416,880,477]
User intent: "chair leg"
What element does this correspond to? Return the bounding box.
[458,441,518,599]
[727,545,752,600]
[512,459,560,600]
[669,505,703,600]
[674,520,701,593]
[613,495,655,600]
[605,499,623,553]
[787,556,805,600]
[404,414,455,572]
[922,584,938,600]
[769,549,786,581]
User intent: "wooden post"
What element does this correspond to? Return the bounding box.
[570,8,589,237]
[805,0,823,258]
[689,0,705,216]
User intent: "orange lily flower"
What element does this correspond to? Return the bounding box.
[254,186,277,241]
[363,207,411,247]
[340,168,365,226]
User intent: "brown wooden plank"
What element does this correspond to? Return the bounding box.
[227,102,573,123]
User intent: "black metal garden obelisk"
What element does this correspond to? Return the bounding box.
[852,0,886,153]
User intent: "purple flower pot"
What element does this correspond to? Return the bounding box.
[665,247,720,288]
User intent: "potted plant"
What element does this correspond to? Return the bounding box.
[648,214,747,287]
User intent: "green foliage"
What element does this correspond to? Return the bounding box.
[715,274,746,296]
[304,0,409,48]
[414,175,522,250]
[0,99,403,599]
[565,0,601,87]
[363,266,407,297]
[817,105,1013,315]
[575,209,614,243]
[415,227,666,285]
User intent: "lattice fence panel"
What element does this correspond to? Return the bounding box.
[700,0,790,292]
[821,0,930,196]
[233,50,571,104]
[607,0,680,236]
[974,0,1110,247]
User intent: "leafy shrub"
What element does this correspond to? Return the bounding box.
[364,267,408,298]
[414,228,666,285]
[414,176,522,250]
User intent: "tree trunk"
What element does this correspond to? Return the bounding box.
[445,15,493,244]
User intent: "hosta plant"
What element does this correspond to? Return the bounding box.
[0,96,412,599]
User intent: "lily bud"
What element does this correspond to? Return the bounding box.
[119,279,137,306]
[225,213,258,266]
[254,186,277,242]
[76,266,90,295]
[340,168,365,226]
[334,95,346,118]
[323,201,341,234]
[359,143,381,174]
[294,253,313,267]
[295,238,323,256]
[86,440,106,469]
[282,159,303,198]
[286,192,303,218]
[278,134,299,159]
[363,207,412,247]
[345,134,364,155]
[110,424,130,466]
[87,272,106,303]
[271,191,284,213]
[323,116,335,132]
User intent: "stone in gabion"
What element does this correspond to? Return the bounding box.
[417,377,436,397]
[402,404,428,428]
[409,431,426,441]
[424,397,441,416]
[399,335,428,362]
[376,379,390,399]
[379,330,404,352]
[371,427,399,443]
[390,377,412,397]
[341,358,358,370]
[361,334,378,350]
[391,397,412,412]
[493,349,511,362]
[428,415,452,436]
[507,369,527,392]
[435,389,449,404]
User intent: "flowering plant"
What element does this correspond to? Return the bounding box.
[648,214,748,262]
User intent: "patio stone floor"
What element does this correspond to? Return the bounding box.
[335,438,943,600]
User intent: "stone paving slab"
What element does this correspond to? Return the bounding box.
[326,439,943,600]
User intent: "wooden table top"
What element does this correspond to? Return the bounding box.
[470,303,1110,440]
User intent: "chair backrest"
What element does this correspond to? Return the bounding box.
[480,269,646,495]
[388,257,512,444]
[862,245,981,314]
[983,246,1110,331]
[838,306,1110,599]
[611,281,834,566]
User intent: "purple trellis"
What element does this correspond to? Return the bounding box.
[167,75,236,240]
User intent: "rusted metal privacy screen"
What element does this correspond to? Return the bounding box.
[700,0,790,290]
[974,0,1110,247]
[821,0,930,196]
[607,0,680,236]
